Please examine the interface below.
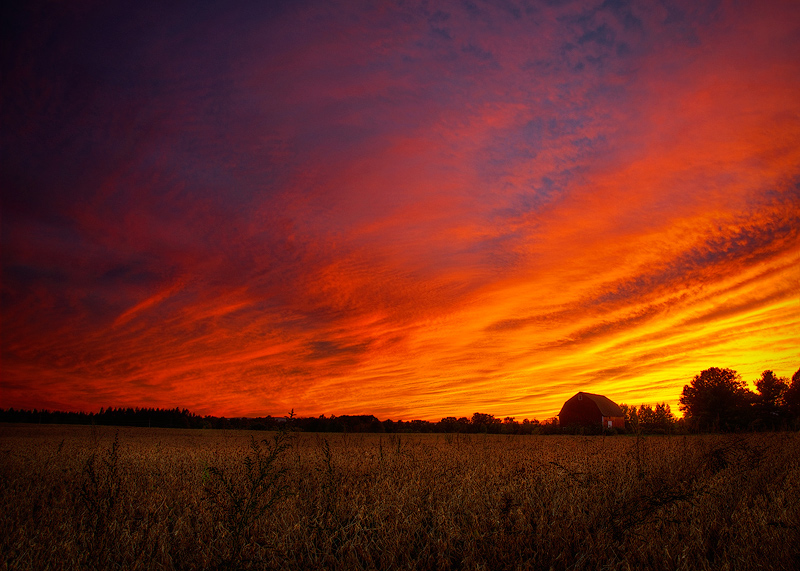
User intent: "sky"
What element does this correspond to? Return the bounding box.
[2,0,799,421]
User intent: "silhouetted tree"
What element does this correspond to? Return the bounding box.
[753,370,789,429]
[784,367,800,422]
[622,404,640,433]
[679,367,754,431]
[619,403,632,429]
[501,417,519,434]
[620,403,674,434]
[538,417,560,435]
[438,417,460,433]
[641,403,675,433]
[638,405,656,431]
[653,403,675,433]
[519,418,538,435]
[471,412,498,433]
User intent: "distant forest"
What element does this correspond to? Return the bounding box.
[2,367,799,434]
[0,407,558,434]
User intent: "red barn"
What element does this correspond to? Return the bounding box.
[558,392,625,429]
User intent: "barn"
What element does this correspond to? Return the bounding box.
[558,392,625,429]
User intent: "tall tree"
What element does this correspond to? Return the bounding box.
[679,368,753,431]
[653,403,675,433]
[784,367,800,421]
[470,412,498,433]
[754,370,789,429]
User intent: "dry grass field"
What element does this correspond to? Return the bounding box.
[1,424,799,570]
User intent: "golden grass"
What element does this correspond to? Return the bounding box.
[1,424,799,570]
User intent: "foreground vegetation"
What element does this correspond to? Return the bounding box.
[2,425,800,570]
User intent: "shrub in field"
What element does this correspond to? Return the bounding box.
[202,424,293,566]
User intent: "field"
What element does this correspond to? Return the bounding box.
[1,425,799,570]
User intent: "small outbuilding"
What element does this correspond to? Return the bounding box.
[558,392,625,429]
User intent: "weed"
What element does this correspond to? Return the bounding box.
[202,416,294,567]
[312,437,340,526]
[78,430,121,528]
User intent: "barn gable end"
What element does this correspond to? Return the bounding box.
[558,392,625,429]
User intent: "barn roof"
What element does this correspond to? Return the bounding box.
[559,392,624,417]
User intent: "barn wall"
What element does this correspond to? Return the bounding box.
[602,416,625,429]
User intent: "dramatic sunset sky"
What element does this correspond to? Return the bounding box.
[2,0,798,421]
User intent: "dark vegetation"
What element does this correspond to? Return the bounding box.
[2,425,799,570]
[3,366,799,434]
[679,367,800,432]
[0,406,559,434]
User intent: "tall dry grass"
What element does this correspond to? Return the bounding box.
[1,424,798,570]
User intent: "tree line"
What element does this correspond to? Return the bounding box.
[606,367,800,434]
[0,407,560,434]
[678,367,800,432]
[1,365,798,433]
